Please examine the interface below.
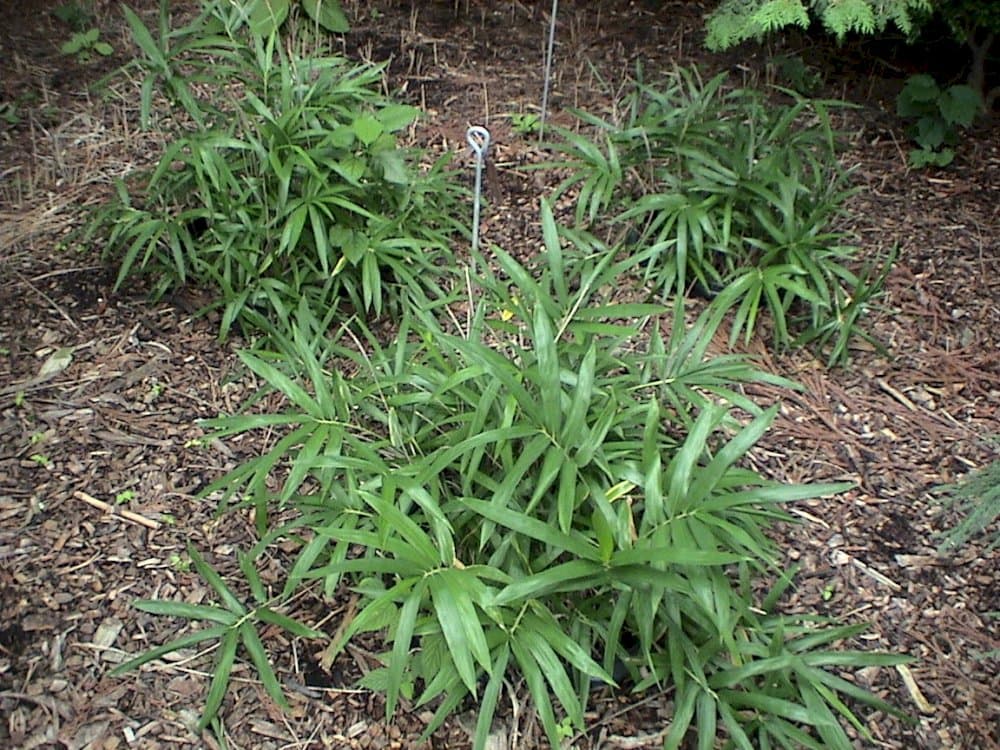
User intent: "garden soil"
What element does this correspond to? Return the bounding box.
[1,1,998,748]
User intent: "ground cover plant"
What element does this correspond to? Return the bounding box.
[84,0,464,339]
[111,193,913,748]
[545,67,894,364]
[896,73,982,167]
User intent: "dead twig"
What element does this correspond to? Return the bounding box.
[74,490,161,530]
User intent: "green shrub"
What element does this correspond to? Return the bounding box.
[85,0,463,338]
[115,208,910,748]
[545,67,891,364]
[896,73,981,167]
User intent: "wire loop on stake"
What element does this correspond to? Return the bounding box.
[466,125,491,255]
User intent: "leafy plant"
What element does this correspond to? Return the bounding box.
[238,0,350,36]
[546,67,880,357]
[61,27,113,60]
[84,1,463,339]
[896,73,981,167]
[934,446,1000,554]
[508,111,542,135]
[137,208,913,748]
[112,544,323,730]
[791,243,898,366]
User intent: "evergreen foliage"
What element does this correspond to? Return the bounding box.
[936,453,1000,554]
[705,0,932,50]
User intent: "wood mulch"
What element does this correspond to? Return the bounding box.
[1,1,997,748]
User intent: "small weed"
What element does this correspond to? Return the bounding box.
[897,74,981,167]
[29,454,51,467]
[0,104,19,127]
[144,381,164,404]
[61,28,114,61]
[115,490,136,505]
[508,111,542,135]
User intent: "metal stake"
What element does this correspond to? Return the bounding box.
[539,0,558,141]
[466,125,491,255]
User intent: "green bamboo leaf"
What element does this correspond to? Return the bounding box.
[133,600,238,626]
[686,405,778,506]
[442,571,492,675]
[804,664,912,718]
[237,350,317,417]
[520,444,564,515]
[556,459,578,534]
[592,506,615,563]
[532,304,562,435]
[696,689,718,750]
[473,643,511,750]
[667,403,726,513]
[663,681,699,750]
[399,480,455,566]
[463,498,597,561]
[254,607,325,639]
[187,544,246,616]
[721,689,813,724]
[518,627,582,728]
[111,624,230,675]
[510,636,559,747]
[718,702,755,749]
[280,424,329,504]
[485,433,551,530]
[239,621,289,710]
[198,628,238,730]
[365,491,439,570]
[200,413,305,436]
[493,559,603,606]
[562,343,596,450]
[709,653,798,689]
[238,550,267,605]
[804,670,870,736]
[429,571,489,693]
[540,199,567,301]
[611,546,743,567]
[800,683,851,749]
[248,0,289,37]
[387,580,424,717]
[305,556,415,580]
[525,609,613,685]
[122,5,166,70]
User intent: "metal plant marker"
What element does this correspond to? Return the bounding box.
[539,0,558,140]
[466,125,491,255]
